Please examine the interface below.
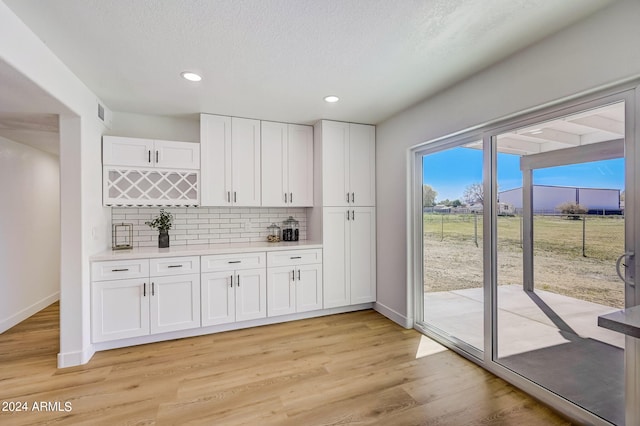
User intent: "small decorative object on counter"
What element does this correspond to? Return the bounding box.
[112,222,133,250]
[145,209,173,248]
[282,216,299,241]
[267,223,281,243]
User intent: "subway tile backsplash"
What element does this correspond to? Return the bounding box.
[111,207,307,247]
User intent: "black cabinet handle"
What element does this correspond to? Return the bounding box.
[297,270,301,280]
[346,193,350,203]
[230,275,233,287]
[290,256,302,259]
[112,268,129,272]
[292,270,295,281]
[148,150,151,163]
[234,191,237,203]
[237,274,240,286]
[228,260,241,264]
[227,191,231,203]
[290,193,293,203]
[156,150,159,163]
[143,283,146,297]
[167,265,183,268]
[285,193,288,203]
[151,282,155,296]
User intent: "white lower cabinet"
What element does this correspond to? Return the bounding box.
[323,207,376,308]
[92,249,327,347]
[92,257,201,343]
[267,250,323,317]
[92,277,150,342]
[201,253,267,326]
[149,274,201,334]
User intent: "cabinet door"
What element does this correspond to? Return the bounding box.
[235,268,267,321]
[200,114,232,206]
[296,263,323,313]
[103,136,154,167]
[92,278,149,342]
[261,121,288,206]
[287,124,314,207]
[267,265,296,317]
[349,124,376,206]
[155,140,200,170]
[150,274,201,334]
[201,271,235,326]
[349,207,376,304]
[322,208,350,308]
[232,117,261,206]
[321,121,350,206]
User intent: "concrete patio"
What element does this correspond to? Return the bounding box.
[424,285,624,425]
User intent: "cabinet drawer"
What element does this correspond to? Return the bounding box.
[201,252,266,272]
[150,256,200,277]
[92,259,149,281]
[267,249,322,267]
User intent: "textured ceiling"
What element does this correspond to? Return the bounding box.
[4,0,613,125]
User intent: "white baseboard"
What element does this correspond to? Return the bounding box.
[57,345,95,368]
[0,292,59,334]
[374,302,412,328]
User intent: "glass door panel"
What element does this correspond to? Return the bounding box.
[494,102,626,425]
[422,142,484,355]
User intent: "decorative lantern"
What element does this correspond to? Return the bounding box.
[282,216,299,241]
[112,223,133,250]
[267,223,281,242]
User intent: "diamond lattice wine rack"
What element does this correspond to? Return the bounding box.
[103,167,199,206]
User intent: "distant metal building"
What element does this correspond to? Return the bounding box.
[498,185,621,214]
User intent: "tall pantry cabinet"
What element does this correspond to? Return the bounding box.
[312,121,376,309]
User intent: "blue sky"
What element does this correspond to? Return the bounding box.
[422,147,624,202]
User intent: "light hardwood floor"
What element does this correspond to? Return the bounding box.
[0,303,571,425]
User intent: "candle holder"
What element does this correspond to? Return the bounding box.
[112,223,133,250]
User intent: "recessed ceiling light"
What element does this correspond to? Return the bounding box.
[181,72,202,82]
[324,95,339,103]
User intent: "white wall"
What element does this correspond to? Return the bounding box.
[375,0,640,323]
[0,1,109,366]
[108,112,199,142]
[0,136,60,332]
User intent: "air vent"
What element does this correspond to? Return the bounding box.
[97,103,105,121]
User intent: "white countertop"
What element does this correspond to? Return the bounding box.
[91,240,323,261]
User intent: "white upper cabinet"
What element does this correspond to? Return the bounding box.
[320,121,375,207]
[103,136,199,170]
[200,114,261,206]
[261,121,313,207]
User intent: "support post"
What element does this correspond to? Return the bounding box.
[522,169,534,292]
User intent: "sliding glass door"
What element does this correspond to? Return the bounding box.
[413,90,639,425]
[494,101,627,425]
[420,140,485,357]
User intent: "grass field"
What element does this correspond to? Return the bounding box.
[423,213,625,308]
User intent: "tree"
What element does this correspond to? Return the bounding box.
[423,185,437,207]
[557,201,587,220]
[463,183,484,205]
[451,199,462,207]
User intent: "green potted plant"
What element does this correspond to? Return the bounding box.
[145,209,173,248]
